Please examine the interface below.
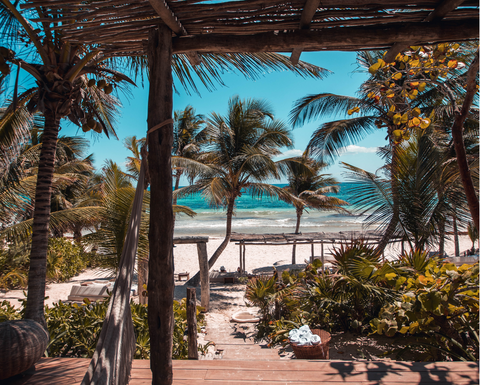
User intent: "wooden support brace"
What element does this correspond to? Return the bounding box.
[290,0,320,65]
[148,0,200,66]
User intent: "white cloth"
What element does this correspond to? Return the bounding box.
[288,325,322,346]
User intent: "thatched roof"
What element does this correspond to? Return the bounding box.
[22,0,479,59]
[229,231,398,243]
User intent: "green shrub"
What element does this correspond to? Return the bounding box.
[0,246,29,290]
[0,300,23,322]
[0,238,95,290]
[370,261,479,361]
[46,238,88,282]
[245,242,398,345]
[0,297,206,359]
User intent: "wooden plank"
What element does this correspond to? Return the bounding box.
[147,0,186,35]
[202,368,478,382]
[174,236,209,244]
[12,359,479,384]
[147,0,200,65]
[173,20,478,54]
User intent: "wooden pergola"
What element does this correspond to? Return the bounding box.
[19,0,479,384]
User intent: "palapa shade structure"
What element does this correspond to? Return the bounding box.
[19,0,479,384]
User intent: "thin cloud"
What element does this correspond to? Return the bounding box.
[340,145,377,154]
[274,149,304,160]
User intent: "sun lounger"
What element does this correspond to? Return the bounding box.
[67,283,113,302]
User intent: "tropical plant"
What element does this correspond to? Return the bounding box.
[0,296,207,359]
[280,155,349,234]
[0,118,104,247]
[175,96,296,282]
[82,161,149,270]
[370,260,479,361]
[341,127,471,252]
[246,242,397,344]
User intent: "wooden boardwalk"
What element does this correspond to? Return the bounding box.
[1,358,478,385]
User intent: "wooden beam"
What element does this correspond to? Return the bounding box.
[291,0,320,64]
[384,0,465,62]
[148,0,185,35]
[147,24,174,385]
[173,20,478,54]
[148,0,201,66]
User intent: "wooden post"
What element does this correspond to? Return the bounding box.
[186,288,198,360]
[239,242,243,273]
[292,241,296,264]
[242,243,246,274]
[321,241,324,273]
[147,24,175,385]
[197,242,210,311]
[310,243,314,264]
[138,257,148,305]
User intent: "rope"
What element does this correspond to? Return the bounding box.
[147,118,174,135]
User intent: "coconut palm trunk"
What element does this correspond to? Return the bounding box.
[376,136,400,254]
[292,206,303,264]
[187,198,234,286]
[24,111,60,329]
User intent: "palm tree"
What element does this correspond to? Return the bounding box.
[0,112,103,246]
[280,155,349,234]
[278,154,349,262]
[289,51,407,253]
[175,96,295,282]
[172,106,207,204]
[289,47,478,252]
[342,128,470,252]
[0,0,137,327]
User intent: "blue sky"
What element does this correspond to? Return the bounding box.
[76,51,387,182]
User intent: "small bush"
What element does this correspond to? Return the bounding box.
[0,237,95,290]
[46,238,87,282]
[0,296,206,359]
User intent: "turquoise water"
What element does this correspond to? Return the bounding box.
[174,183,369,237]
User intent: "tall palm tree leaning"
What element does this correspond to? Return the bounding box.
[175,96,296,284]
[278,154,349,263]
[0,0,134,328]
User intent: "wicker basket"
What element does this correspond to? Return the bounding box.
[0,319,49,380]
[290,329,331,359]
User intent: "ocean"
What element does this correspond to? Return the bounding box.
[174,183,369,237]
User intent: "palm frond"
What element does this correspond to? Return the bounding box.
[289,93,364,128]
[307,116,378,163]
[173,52,330,95]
